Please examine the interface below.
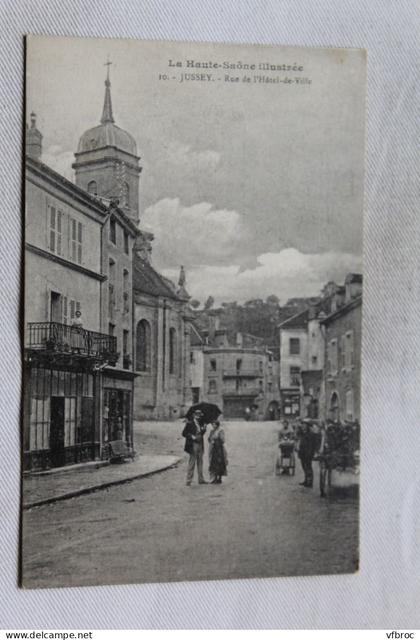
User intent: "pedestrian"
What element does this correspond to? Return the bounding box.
[245,406,251,421]
[71,309,84,352]
[72,309,83,328]
[182,409,208,486]
[297,420,318,488]
[208,420,228,484]
[277,420,295,475]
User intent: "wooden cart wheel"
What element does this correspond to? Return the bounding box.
[291,453,296,475]
[320,461,331,497]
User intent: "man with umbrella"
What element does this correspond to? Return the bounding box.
[182,403,221,486]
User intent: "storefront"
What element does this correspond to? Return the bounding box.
[281,390,301,418]
[24,361,99,471]
[101,370,135,455]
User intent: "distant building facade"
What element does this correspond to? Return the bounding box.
[189,324,205,405]
[278,310,310,417]
[200,324,280,420]
[321,275,362,422]
[278,275,362,422]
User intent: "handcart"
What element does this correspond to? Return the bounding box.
[275,433,296,476]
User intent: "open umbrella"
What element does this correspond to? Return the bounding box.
[185,402,221,423]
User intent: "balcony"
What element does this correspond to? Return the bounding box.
[223,369,262,378]
[26,322,119,367]
[223,388,263,397]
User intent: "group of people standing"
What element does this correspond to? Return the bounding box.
[182,409,228,486]
[278,419,320,487]
[181,411,321,489]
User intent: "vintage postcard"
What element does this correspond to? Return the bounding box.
[22,35,365,588]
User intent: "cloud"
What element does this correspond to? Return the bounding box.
[165,142,221,172]
[43,145,74,181]
[162,248,362,304]
[142,197,248,267]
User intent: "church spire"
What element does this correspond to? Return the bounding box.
[178,265,186,288]
[177,265,190,301]
[101,59,114,124]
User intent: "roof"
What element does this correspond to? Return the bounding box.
[190,323,205,346]
[345,273,363,284]
[133,256,181,300]
[279,309,309,330]
[321,294,362,325]
[26,155,108,215]
[76,73,138,157]
[77,122,137,156]
[26,155,139,236]
[286,296,321,307]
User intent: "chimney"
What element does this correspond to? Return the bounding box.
[26,112,43,160]
[135,231,154,264]
[345,273,363,302]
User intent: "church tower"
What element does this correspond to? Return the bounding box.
[72,63,141,225]
[26,112,43,160]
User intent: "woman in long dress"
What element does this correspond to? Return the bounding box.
[208,420,228,484]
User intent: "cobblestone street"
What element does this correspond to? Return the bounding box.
[22,420,358,588]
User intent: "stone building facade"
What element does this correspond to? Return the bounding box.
[24,66,142,470]
[133,260,193,420]
[24,126,132,470]
[322,280,362,423]
[278,275,362,421]
[200,328,280,420]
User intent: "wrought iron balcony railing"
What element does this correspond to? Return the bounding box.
[27,322,118,364]
[222,369,263,378]
[223,387,264,397]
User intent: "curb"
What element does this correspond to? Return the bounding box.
[23,458,181,510]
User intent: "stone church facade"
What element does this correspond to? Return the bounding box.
[133,261,193,420]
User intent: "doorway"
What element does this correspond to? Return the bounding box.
[50,291,62,323]
[50,396,65,467]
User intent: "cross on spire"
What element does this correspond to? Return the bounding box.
[104,57,112,81]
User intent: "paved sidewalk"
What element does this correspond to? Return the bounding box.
[23,454,181,509]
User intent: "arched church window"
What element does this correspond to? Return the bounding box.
[169,327,176,375]
[136,319,151,372]
[88,180,98,196]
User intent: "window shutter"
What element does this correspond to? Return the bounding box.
[56,211,62,255]
[49,205,56,253]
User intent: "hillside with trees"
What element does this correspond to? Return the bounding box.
[192,295,320,358]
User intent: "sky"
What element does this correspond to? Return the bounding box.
[27,36,365,304]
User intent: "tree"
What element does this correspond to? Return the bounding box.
[266,294,280,306]
[190,299,201,309]
[204,295,215,310]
